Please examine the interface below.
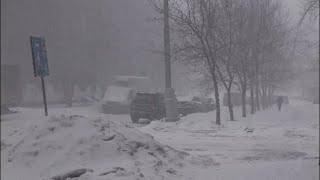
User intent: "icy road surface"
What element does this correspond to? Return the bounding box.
[1,99,318,180]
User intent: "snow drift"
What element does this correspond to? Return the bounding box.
[1,114,217,180]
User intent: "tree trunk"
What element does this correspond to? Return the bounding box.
[255,83,260,111]
[258,87,262,108]
[240,62,247,117]
[266,87,270,107]
[254,52,260,111]
[241,81,247,117]
[211,70,221,125]
[265,87,269,107]
[261,86,267,110]
[250,78,255,114]
[267,86,273,107]
[227,87,235,121]
[270,86,275,106]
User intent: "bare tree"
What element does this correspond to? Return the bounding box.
[168,0,223,124]
[299,0,319,25]
[230,0,250,117]
[241,0,291,113]
[260,0,292,108]
[213,0,243,121]
[149,0,293,123]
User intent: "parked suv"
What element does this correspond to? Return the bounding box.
[130,93,215,123]
[191,96,215,112]
[177,101,199,116]
[130,92,165,123]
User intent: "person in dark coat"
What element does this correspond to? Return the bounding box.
[276,96,283,111]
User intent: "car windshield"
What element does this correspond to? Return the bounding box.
[102,86,131,102]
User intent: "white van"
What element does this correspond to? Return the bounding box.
[101,86,137,114]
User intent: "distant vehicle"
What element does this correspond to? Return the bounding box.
[130,93,215,123]
[178,101,199,116]
[1,105,15,115]
[191,96,215,112]
[101,75,153,114]
[130,92,165,123]
[101,86,136,114]
[192,96,213,104]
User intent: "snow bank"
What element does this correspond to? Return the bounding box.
[142,108,238,132]
[1,113,216,180]
[142,101,319,141]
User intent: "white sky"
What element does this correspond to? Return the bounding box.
[283,0,319,29]
[283,0,301,19]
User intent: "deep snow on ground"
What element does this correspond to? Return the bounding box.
[1,99,319,180]
[1,105,218,180]
[139,99,319,179]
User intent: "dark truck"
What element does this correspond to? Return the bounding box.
[130,92,165,123]
[130,93,215,123]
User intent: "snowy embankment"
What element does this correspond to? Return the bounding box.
[139,99,319,179]
[1,99,318,180]
[1,107,218,180]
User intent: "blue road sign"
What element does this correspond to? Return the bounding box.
[30,36,49,77]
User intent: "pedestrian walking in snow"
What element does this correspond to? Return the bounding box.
[276,96,283,111]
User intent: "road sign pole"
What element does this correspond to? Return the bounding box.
[41,76,48,116]
[30,36,49,116]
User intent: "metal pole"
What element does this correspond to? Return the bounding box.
[41,76,48,116]
[164,0,179,122]
[164,0,171,89]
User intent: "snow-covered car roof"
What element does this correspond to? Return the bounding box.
[113,75,150,81]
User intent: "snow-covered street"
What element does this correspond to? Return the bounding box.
[1,99,319,180]
[139,99,319,179]
[140,99,319,163]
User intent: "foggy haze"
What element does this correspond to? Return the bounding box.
[1,0,318,95]
[1,0,195,94]
[1,1,319,180]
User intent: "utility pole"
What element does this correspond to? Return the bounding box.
[164,0,179,122]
